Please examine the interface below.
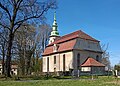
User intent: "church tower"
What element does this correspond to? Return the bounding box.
[49,12,60,44]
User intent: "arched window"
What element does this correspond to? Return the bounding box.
[54,56,56,64]
[47,57,49,72]
[96,55,99,61]
[77,53,80,69]
[63,54,65,71]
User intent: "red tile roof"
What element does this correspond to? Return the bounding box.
[48,30,99,46]
[81,58,105,67]
[43,30,99,56]
[43,39,76,56]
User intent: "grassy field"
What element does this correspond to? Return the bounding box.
[0,76,120,86]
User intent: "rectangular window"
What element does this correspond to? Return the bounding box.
[54,56,56,64]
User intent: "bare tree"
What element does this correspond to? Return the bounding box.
[31,54,42,75]
[36,24,52,56]
[13,23,51,75]
[0,0,57,77]
[101,43,111,70]
[14,24,36,75]
[0,29,8,75]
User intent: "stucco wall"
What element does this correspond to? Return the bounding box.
[74,38,102,52]
[91,66,105,75]
[0,63,18,75]
[0,64,2,75]
[81,66,105,75]
[49,36,57,44]
[59,52,73,71]
[72,38,102,70]
[42,51,73,72]
[73,50,102,69]
[42,57,47,72]
[43,38,103,73]
[11,68,17,75]
[81,67,91,71]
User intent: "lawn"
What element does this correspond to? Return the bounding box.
[0,76,120,86]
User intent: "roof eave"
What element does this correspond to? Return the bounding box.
[42,49,73,56]
[81,65,105,67]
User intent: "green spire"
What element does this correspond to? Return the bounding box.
[50,11,59,36]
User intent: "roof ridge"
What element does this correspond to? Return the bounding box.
[48,30,99,46]
[57,30,80,40]
[78,30,99,41]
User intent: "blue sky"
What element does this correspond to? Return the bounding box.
[46,0,120,66]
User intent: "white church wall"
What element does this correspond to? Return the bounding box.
[59,51,73,71]
[43,49,102,73]
[42,51,73,72]
[42,57,47,72]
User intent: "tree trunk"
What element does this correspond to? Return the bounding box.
[5,32,14,77]
[2,45,5,75]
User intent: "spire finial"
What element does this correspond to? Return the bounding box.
[54,11,56,21]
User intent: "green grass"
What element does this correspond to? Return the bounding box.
[0,76,120,86]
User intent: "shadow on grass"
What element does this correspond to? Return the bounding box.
[0,75,111,81]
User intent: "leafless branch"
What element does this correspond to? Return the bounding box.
[0,23,11,31]
[0,2,11,21]
[0,34,8,42]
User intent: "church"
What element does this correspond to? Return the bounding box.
[42,12,105,76]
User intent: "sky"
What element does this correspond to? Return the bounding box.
[46,0,120,66]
